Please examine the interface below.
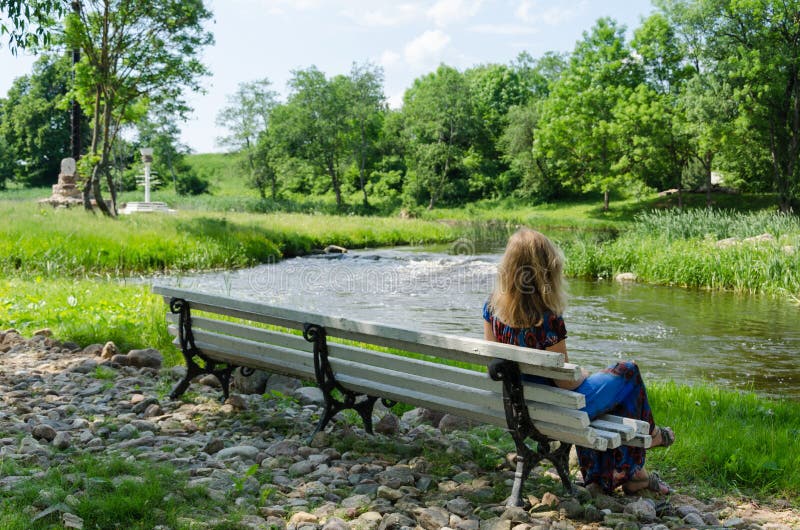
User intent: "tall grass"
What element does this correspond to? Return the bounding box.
[0,202,456,278]
[564,209,800,295]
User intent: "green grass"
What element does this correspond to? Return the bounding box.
[0,201,456,278]
[648,381,800,501]
[0,455,230,529]
[0,278,176,358]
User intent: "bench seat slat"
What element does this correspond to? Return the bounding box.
[623,434,653,448]
[171,314,586,409]
[154,286,565,369]
[588,419,636,441]
[534,421,608,450]
[598,414,650,435]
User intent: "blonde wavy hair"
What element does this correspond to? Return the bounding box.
[489,228,567,328]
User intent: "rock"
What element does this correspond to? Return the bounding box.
[289,511,319,525]
[624,500,656,522]
[224,394,247,411]
[743,233,775,243]
[82,343,104,356]
[289,460,316,476]
[615,272,638,283]
[216,445,259,461]
[438,413,474,433]
[375,465,415,488]
[683,512,705,527]
[52,431,71,450]
[71,359,98,374]
[401,407,445,428]
[415,506,450,530]
[294,386,325,405]
[540,492,560,508]
[378,512,415,530]
[353,511,382,530]
[32,424,57,442]
[126,348,162,369]
[202,439,224,455]
[266,439,299,456]
[233,368,270,394]
[716,237,739,248]
[480,518,511,530]
[198,374,220,388]
[100,341,119,360]
[110,354,130,366]
[723,517,746,528]
[132,397,159,414]
[324,245,348,254]
[374,413,400,435]
[265,374,302,395]
[322,517,351,530]
[142,404,163,418]
[446,497,474,518]
[560,499,585,520]
[499,506,529,523]
[33,328,53,337]
[376,486,403,502]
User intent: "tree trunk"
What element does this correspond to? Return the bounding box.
[603,189,609,211]
[83,86,104,212]
[359,123,369,207]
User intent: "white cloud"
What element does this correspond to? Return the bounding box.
[427,0,483,27]
[468,23,538,36]
[341,2,425,27]
[515,0,585,26]
[379,50,401,68]
[404,29,451,68]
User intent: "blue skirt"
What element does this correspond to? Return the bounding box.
[573,361,656,492]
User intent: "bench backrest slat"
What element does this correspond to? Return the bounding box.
[171,314,586,410]
[154,286,565,373]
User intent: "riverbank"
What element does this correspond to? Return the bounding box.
[1,330,798,529]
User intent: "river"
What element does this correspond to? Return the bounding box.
[154,246,800,400]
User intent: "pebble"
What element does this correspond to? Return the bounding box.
[0,331,795,530]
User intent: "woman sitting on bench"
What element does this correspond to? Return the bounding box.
[483,227,676,496]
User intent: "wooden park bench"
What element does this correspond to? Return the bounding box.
[152,285,652,507]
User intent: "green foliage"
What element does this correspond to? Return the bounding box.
[0,53,85,187]
[175,170,210,196]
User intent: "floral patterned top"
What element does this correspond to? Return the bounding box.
[482,301,567,349]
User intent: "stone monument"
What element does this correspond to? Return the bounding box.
[39,157,83,207]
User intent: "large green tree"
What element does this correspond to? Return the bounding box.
[662,0,800,211]
[535,18,643,210]
[402,65,476,209]
[65,0,213,215]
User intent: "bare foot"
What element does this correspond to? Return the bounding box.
[623,469,672,495]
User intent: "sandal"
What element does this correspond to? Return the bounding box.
[653,426,675,448]
[622,471,672,496]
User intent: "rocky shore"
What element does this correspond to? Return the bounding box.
[1,329,798,530]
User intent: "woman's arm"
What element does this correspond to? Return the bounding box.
[546,339,588,390]
[483,321,497,342]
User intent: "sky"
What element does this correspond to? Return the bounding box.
[0,0,656,154]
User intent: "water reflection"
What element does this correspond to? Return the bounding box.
[157,248,800,400]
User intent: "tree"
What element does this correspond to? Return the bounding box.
[0,0,66,52]
[535,18,643,210]
[216,78,277,198]
[662,0,800,211]
[402,65,476,209]
[347,62,386,207]
[64,0,213,216]
[272,66,352,209]
[0,53,83,187]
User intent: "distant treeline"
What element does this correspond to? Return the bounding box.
[2,0,799,212]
